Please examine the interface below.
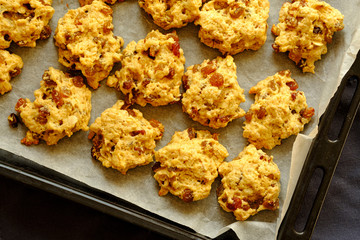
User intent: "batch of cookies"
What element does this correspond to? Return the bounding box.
[1,0,344,221]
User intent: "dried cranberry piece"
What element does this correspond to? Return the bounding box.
[122,79,133,89]
[52,89,64,108]
[165,68,175,79]
[37,106,50,125]
[130,130,146,136]
[209,73,224,87]
[286,81,299,90]
[182,189,194,202]
[201,65,216,76]
[15,98,27,112]
[72,76,84,88]
[300,107,315,118]
[226,197,242,211]
[187,128,196,139]
[256,107,267,119]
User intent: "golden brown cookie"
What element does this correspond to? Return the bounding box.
[139,0,202,30]
[54,0,124,89]
[88,100,164,174]
[0,50,23,95]
[107,30,185,106]
[271,0,344,73]
[153,128,228,202]
[182,55,245,128]
[243,70,314,150]
[15,67,92,145]
[0,0,54,49]
[195,0,270,55]
[217,144,280,221]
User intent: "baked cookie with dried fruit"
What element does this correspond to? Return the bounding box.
[182,55,245,128]
[139,0,202,30]
[243,70,314,150]
[88,100,164,174]
[217,144,280,221]
[195,0,270,55]
[271,0,344,73]
[153,128,228,202]
[0,0,54,49]
[107,30,185,106]
[54,0,124,89]
[15,67,92,145]
[0,50,23,95]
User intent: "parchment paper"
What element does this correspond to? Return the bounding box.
[1,0,359,239]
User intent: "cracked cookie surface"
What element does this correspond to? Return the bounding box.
[107,30,185,107]
[153,128,228,202]
[0,0,54,49]
[195,0,270,55]
[89,100,164,174]
[271,0,344,73]
[217,144,280,221]
[15,67,92,145]
[54,0,123,89]
[0,50,23,95]
[182,55,245,128]
[243,70,314,150]
[139,0,202,30]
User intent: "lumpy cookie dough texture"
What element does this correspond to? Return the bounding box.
[153,128,229,202]
[139,0,202,30]
[15,67,92,145]
[271,0,344,73]
[107,30,185,107]
[79,0,120,7]
[0,50,23,95]
[217,144,280,221]
[243,70,314,150]
[0,0,54,49]
[54,0,124,89]
[182,55,245,128]
[88,100,164,174]
[195,0,270,55]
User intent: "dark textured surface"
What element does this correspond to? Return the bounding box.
[0,82,359,240]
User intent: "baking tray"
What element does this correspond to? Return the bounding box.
[1,50,359,240]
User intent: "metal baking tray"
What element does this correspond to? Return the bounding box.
[1,52,359,240]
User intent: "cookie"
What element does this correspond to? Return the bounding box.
[139,0,202,30]
[0,50,23,95]
[0,0,54,49]
[243,70,314,150]
[79,0,120,7]
[153,128,228,202]
[195,0,270,55]
[107,30,185,107]
[271,0,344,73]
[15,67,92,145]
[88,100,164,174]
[54,0,124,89]
[182,55,245,128]
[217,144,280,221]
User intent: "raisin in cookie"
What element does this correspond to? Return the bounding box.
[15,67,91,145]
[79,0,120,7]
[139,0,202,30]
[0,50,23,95]
[271,0,344,73]
[243,70,314,150]
[0,0,54,49]
[182,55,245,128]
[217,144,280,221]
[88,100,164,174]
[107,30,185,106]
[195,0,270,55]
[153,128,228,202]
[54,0,124,89]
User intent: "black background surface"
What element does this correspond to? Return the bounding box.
[1,81,359,240]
